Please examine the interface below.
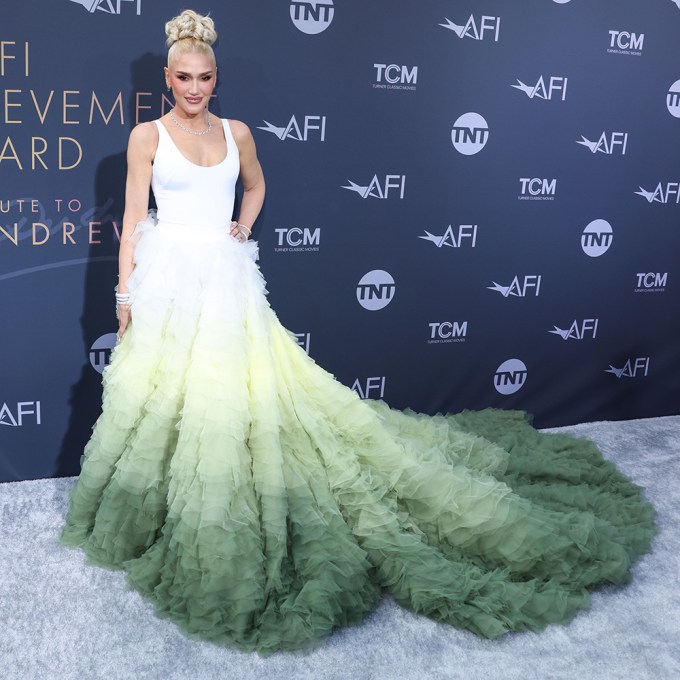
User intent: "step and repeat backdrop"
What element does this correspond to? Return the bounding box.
[2,1,679,481]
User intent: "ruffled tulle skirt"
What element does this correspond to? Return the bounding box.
[60,211,657,654]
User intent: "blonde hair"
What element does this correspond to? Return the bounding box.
[165,9,217,66]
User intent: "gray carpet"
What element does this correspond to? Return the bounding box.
[1,416,679,680]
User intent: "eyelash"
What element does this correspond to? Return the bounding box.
[177,75,213,81]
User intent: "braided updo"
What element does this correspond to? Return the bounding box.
[165,9,217,66]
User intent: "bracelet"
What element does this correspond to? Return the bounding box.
[237,223,251,235]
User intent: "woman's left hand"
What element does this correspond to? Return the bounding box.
[230,221,249,243]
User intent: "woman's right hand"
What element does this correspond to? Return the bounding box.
[117,304,131,340]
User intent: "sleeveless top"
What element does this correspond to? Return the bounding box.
[151,118,240,228]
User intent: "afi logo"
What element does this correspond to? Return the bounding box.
[606,358,650,378]
[419,224,477,248]
[342,175,406,199]
[274,227,320,251]
[581,219,613,257]
[89,333,118,374]
[635,182,680,204]
[488,275,542,298]
[258,115,326,141]
[0,401,41,426]
[451,112,489,155]
[494,359,527,395]
[608,30,644,51]
[549,319,599,340]
[428,321,468,344]
[290,0,334,34]
[69,0,141,14]
[439,15,501,42]
[356,270,396,311]
[352,376,385,399]
[374,64,418,85]
[519,178,557,199]
[667,80,680,118]
[577,132,628,155]
[512,76,568,101]
[293,332,311,354]
[635,273,667,292]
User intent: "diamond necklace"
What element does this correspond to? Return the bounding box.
[169,108,212,136]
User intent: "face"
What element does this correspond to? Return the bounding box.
[164,51,216,114]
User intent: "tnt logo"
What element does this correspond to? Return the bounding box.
[439,15,501,42]
[293,332,311,354]
[608,30,644,55]
[69,0,141,14]
[89,333,117,374]
[577,132,628,155]
[667,80,680,118]
[257,115,326,142]
[635,182,680,203]
[606,358,650,378]
[635,273,667,293]
[290,0,334,34]
[581,219,613,257]
[511,76,568,101]
[356,270,396,311]
[488,275,542,298]
[549,319,599,340]
[519,178,557,201]
[0,401,41,426]
[274,227,320,252]
[451,112,489,155]
[494,359,527,395]
[352,376,386,400]
[419,224,477,248]
[342,175,406,199]
[373,64,418,90]
[428,322,468,344]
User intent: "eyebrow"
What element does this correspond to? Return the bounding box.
[175,70,214,76]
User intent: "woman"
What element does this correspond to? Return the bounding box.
[61,9,656,655]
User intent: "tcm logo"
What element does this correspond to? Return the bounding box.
[439,15,501,42]
[608,30,644,55]
[494,359,527,395]
[274,227,320,252]
[581,219,613,257]
[519,178,557,201]
[549,319,599,340]
[0,401,42,426]
[577,132,628,155]
[635,272,667,293]
[428,321,468,344]
[667,80,680,118]
[373,64,418,90]
[488,275,542,298]
[342,175,406,199]
[69,0,141,14]
[511,76,568,101]
[257,115,326,142]
[293,332,311,354]
[419,224,478,248]
[451,112,489,155]
[290,0,334,34]
[352,376,386,400]
[606,357,650,379]
[356,270,395,311]
[89,333,118,374]
[635,182,680,204]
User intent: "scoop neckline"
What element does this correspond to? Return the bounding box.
[157,117,229,169]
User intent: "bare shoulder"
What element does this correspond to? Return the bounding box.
[226,119,254,143]
[128,120,158,156]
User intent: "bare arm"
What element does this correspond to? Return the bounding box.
[229,120,265,235]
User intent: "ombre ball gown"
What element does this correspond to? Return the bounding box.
[60,118,657,654]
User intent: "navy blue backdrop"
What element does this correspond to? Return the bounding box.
[1,0,679,482]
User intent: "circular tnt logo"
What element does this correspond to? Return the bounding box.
[89,333,118,374]
[451,112,489,155]
[552,0,571,4]
[494,359,528,395]
[666,80,680,118]
[290,0,335,35]
[581,219,613,257]
[356,270,396,311]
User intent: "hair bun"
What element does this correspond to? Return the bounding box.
[165,9,217,48]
